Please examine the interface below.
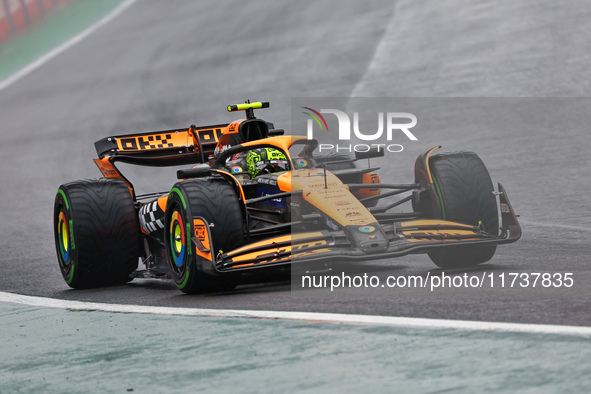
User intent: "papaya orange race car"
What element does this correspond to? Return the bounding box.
[53,102,521,293]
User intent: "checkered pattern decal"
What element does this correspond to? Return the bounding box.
[145,134,174,149]
[139,201,165,233]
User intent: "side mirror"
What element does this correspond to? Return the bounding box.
[355,147,385,160]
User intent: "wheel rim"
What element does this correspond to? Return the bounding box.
[56,205,75,284]
[169,209,186,269]
[57,210,70,263]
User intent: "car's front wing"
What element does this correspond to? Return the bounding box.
[209,183,521,273]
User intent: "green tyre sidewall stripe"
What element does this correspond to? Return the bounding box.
[170,187,187,209]
[58,189,69,210]
[69,219,75,250]
[178,262,190,289]
[186,222,192,256]
[432,177,446,219]
[67,259,75,284]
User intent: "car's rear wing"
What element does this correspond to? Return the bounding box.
[93,121,286,199]
[95,121,286,167]
[94,124,228,167]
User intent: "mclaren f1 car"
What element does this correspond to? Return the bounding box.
[54,102,521,293]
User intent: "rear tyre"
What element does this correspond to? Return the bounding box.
[164,179,244,294]
[427,152,498,269]
[53,179,140,288]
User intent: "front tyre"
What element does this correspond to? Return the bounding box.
[53,179,140,288]
[427,152,499,269]
[164,179,244,294]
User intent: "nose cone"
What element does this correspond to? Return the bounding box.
[293,169,390,255]
[358,237,389,254]
[346,224,389,254]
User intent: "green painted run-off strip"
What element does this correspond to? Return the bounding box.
[0,0,124,84]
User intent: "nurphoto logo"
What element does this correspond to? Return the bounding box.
[302,107,418,153]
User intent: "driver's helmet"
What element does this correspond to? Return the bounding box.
[246,147,289,177]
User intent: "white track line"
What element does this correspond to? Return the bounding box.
[0,0,137,93]
[1,291,590,337]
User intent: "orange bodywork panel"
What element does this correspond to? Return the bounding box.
[93,157,124,179]
[157,196,168,212]
[241,135,307,154]
[403,230,480,243]
[227,232,328,266]
[400,220,480,242]
[279,169,376,228]
[193,218,214,261]
[354,172,381,200]
[279,168,343,191]
[304,187,376,227]
[226,235,293,258]
[93,157,134,197]
[232,248,334,268]
[225,120,243,135]
[226,232,324,259]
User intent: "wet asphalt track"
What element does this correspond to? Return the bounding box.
[0,0,590,326]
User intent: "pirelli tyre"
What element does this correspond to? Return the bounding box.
[54,179,140,288]
[427,152,499,269]
[164,179,244,294]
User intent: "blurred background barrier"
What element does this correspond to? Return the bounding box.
[0,0,78,45]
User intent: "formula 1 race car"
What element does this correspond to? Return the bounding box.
[54,102,521,293]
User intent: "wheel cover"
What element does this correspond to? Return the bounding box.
[169,210,186,268]
[57,211,70,262]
